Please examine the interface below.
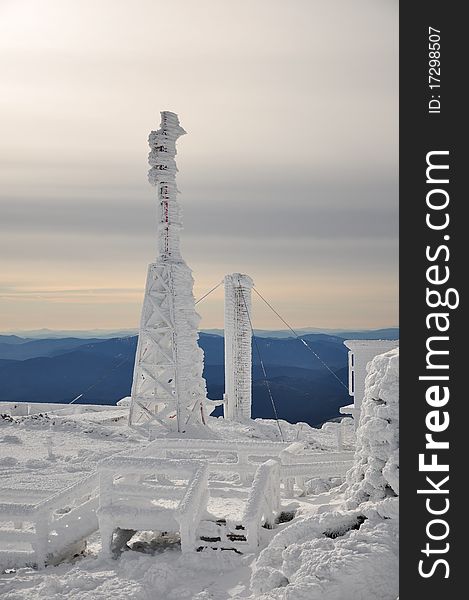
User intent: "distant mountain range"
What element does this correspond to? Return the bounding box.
[0,329,398,427]
[203,328,399,340]
[1,327,399,341]
[0,329,139,340]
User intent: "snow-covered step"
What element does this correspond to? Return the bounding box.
[196,519,248,553]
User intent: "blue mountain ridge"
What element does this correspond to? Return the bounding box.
[0,331,394,426]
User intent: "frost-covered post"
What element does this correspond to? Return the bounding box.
[33,511,50,569]
[340,339,399,428]
[223,273,254,421]
[336,422,343,451]
[129,111,208,433]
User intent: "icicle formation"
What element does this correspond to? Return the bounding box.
[129,111,208,433]
[148,111,186,262]
[224,273,254,421]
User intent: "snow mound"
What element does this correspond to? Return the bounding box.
[251,514,398,599]
[304,476,344,496]
[0,546,246,600]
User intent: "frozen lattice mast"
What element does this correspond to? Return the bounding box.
[224,273,254,421]
[129,111,208,432]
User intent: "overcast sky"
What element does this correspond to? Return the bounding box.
[0,0,398,331]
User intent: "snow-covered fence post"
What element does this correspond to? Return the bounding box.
[236,448,251,485]
[99,518,115,560]
[270,460,281,516]
[280,442,308,495]
[99,468,114,505]
[179,521,191,554]
[336,421,344,451]
[98,466,114,558]
[243,460,280,550]
[279,446,296,496]
[33,510,50,569]
[176,462,209,552]
[46,434,54,459]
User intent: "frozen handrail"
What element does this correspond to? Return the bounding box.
[100,455,202,476]
[143,437,290,455]
[242,459,281,550]
[139,438,354,493]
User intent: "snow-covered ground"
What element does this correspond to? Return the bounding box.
[0,410,139,495]
[0,350,398,599]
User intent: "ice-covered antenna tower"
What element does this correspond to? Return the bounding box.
[223,273,254,421]
[129,111,208,432]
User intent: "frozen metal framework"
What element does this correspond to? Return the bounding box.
[129,112,208,432]
[223,273,254,421]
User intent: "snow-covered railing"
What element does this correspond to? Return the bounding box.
[0,472,99,570]
[142,438,289,484]
[279,443,354,494]
[279,443,353,465]
[242,459,280,551]
[141,439,353,493]
[143,437,290,458]
[280,460,353,494]
[0,402,119,417]
[97,456,209,555]
[177,462,210,552]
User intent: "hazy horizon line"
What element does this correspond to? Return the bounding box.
[1,325,400,335]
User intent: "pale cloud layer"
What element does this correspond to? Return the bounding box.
[0,0,398,330]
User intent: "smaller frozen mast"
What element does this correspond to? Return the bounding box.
[224,274,254,421]
[148,111,186,262]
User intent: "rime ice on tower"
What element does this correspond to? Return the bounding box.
[223,273,254,421]
[129,112,208,432]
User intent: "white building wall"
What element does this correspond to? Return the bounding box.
[224,274,254,421]
[341,339,399,426]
